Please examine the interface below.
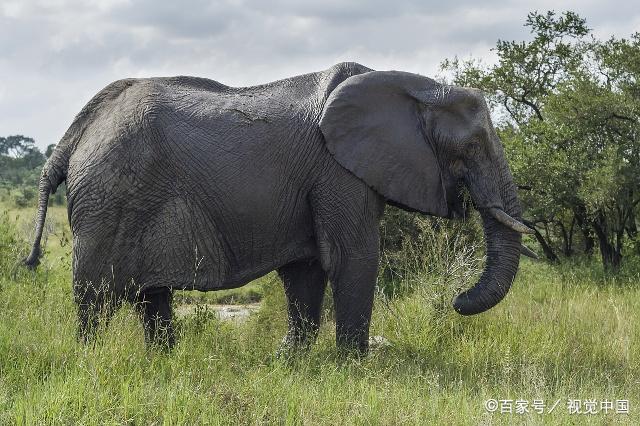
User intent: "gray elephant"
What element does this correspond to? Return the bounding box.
[24,62,533,353]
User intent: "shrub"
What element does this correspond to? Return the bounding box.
[378,206,484,307]
[12,187,36,208]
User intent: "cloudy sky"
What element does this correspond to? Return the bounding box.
[1,0,638,150]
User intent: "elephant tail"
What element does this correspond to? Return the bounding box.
[23,146,68,270]
[22,79,136,270]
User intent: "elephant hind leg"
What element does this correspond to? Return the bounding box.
[134,287,175,350]
[74,279,119,344]
[277,258,328,352]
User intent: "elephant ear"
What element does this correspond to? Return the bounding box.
[319,70,449,216]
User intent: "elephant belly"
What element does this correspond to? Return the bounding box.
[70,188,319,293]
[133,189,318,291]
[193,186,319,290]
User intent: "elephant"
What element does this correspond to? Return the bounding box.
[24,62,534,353]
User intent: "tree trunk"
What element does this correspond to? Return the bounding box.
[626,216,637,239]
[557,220,573,257]
[568,215,576,256]
[592,212,622,272]
[524,220,559,262]
[574,205,594,256]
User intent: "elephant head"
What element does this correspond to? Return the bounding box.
[319,70,533,315]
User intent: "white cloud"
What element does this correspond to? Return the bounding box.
[0,0,638,149]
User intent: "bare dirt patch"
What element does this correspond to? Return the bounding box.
[175,303,260,322]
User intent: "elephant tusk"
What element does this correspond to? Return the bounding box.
[520,244,538,259]
[488,208,535,234]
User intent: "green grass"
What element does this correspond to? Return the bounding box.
[0,206,638,424]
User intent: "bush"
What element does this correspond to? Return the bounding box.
[0,212,27,280]
[378,206,484,305]
[12,187,36,208]
[48,183,66,206]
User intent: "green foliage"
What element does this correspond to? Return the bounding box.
[0,135,59,210]
[45,143,56,158]
[0,135,36,157]
[442,11,588,125]
[175,282,264,305]
[12,188,36,208]
[378,206,483,304]
[0,135,66,208]
[0,135,45,187]
[50,184,67,207]
[442,11,640,271]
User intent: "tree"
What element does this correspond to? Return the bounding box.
[442,12,640,271]
[0,135,37,157]
[45,143,56,158]
[0,135,46,190]
[442,11,589,125]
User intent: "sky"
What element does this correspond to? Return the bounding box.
[1,0,639,151]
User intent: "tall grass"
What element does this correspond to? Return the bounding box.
[0,208,638,424]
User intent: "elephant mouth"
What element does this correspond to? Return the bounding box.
[445,179,469,219]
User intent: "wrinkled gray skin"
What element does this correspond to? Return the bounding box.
[24,62,531,353]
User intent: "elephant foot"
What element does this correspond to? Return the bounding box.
[336,338,369,358]
[275,333,314,359]
[335,325,372,357]
[136,287,175,351]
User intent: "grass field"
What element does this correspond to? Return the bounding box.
[0,204,638,424]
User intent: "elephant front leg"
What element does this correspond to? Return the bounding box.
[135,287,175,350]
[310,172,386,355]
[330,256,378,355]
[277,259,328,354]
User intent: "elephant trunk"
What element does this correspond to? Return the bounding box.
[452,159,523,315]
